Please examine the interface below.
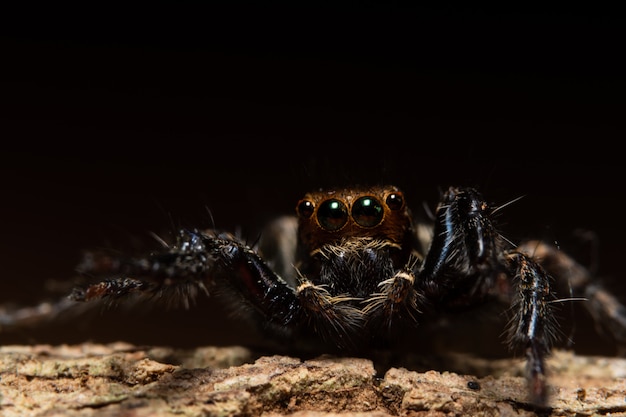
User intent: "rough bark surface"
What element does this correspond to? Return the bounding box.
[1,343,625,417]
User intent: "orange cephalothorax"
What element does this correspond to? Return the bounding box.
[295,185,413,253]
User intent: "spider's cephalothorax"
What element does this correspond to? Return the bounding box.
[291,186,424,342]
[4,185,626,406]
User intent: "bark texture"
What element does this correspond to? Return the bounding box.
[1,343,625,417]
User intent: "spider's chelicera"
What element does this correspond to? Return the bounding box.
[4,185,626,406]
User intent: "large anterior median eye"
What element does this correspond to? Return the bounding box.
[317,199,348,231]
[352,196,383,227]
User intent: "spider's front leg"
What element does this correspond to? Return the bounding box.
[417,187,558,405]
[72,229,302,331]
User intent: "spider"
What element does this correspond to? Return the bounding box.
[3,185,625,406]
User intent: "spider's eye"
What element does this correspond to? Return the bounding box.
[352,196,384,227]
[317,199,348,231]
[386,192,404,210]
[297,200,315,218]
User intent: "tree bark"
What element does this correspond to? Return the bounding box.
[1,343,625,417]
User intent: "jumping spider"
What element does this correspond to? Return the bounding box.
[3,185,626,405]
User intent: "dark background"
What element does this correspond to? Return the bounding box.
[1,4,624,355]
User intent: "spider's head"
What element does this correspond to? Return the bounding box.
[295,185,413,254]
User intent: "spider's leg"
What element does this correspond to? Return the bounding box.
[583,284,626,349]
[192,232,363,349]
[72,229,302,327]
[73,228,366,349]
[505,252,558,405]
[0,297,77,332]
[0,236,184,331]
[519,240,626,351]
[416,187,557,405]
[71,229,225,308]
[418,186,503,305]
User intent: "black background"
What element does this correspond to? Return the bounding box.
[1,4,624,354]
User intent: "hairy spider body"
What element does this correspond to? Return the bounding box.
[3,185,626,406]
[68,185,556,402]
